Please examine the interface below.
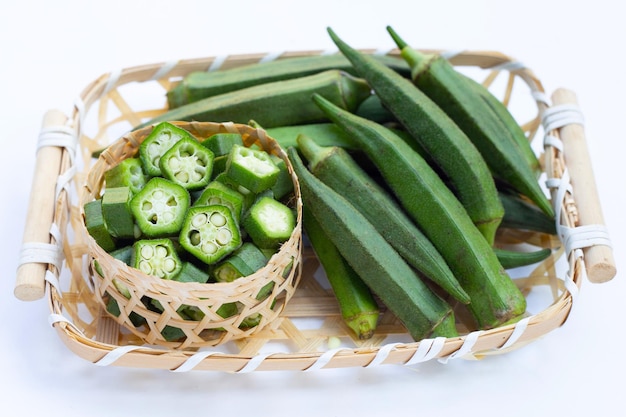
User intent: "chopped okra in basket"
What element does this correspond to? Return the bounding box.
[85,121,296,292]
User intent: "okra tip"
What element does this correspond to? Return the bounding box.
[385,26,408,50]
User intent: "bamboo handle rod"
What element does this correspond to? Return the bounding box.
[551,88,616,283]
[14,109,68,301]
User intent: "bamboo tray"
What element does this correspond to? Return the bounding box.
[14,48,616,372]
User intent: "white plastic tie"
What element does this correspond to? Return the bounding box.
[541,103,585,133]
[365,343,401,368]
[235,352,275,373]
[37,125,77,159]
[103,69,122,95]
[18,242,62,271]
[490,60,526,72]
[543,133,563,152]
[259,51,283,63]
[532,91,551,106]
[439,330,484,363]
[439,49,465,60]
[404,337,446,366]
[170,351,223,373]
[498,317,530,350]
[95,346,143,367]
[560,224,612,256]
[207,55,228,72]
[304,347,351,372]
[150,60,178,81]
[55,165,76,200]
[44,269,61,294]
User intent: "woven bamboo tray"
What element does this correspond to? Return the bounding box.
[14,48,616,372]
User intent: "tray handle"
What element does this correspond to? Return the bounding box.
[551,88,616,283]
[14,109,71,301]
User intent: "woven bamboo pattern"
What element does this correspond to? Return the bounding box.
[79,121,303,348]
[29,48,603,371]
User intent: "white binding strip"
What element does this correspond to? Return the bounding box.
[439,331,484,363]
[439,49,465,60]
[259,51,283,63]
[44,270,61,295]
[37,125,77,157]
[541,103,585,132]
[95,346,144,367]
[490,60,526,72]
[365,343,401,368]
[150,60,178,80]
[17,242,62,271]
[498,317,530,350]
[404,337,446,366]
[171,351,223,372]
[235,352,275,373]
[304,347,351,372]
[543,134,563,152]
[103,69,122,95]
[207,55,228,72]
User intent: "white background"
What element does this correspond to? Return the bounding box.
[1,1,623,416]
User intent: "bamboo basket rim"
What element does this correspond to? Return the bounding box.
[24,47,610,372]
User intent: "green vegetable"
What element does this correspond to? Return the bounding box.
[130,177,190,238]
[303,205,380,340]
[173,261,211,283]
[386,26,553,218]
[213,242,268,283]
[290,147,458,340]
[265,123,358,150]
[225,144,280,193]
[242,197,295,249]
[193,180,246,222]
[494,247,553,269]
[104,157,147,194]
[179,205,242,265]
[326,27,504,245]
[84,199,116,252]
[499,191,557,235]
[131,238,183,280]
[159,136,215,191]
[297,134,469,305]
[201,133,244,156]
[166,53,410,107]
[311,92,526,329]
[139,122,196,177]
[101,186,136,239]
[137,70,372,130]
[269,155,294,200]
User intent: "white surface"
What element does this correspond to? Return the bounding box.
[2,1,623,416]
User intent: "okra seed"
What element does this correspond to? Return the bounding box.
[202,241,218,254]
[216,228,232,245]
[168,157,180,170]
[152,190,164,199]
[192,213,208,227]
[189,231,201,246]
[209,212,226,227]
[163,258,176,272]
[162,212,174,222]
[166,197,178,207]
[142,201,153,211]
[155,245,168,258]
[140,245,154,259]
[138,260,153,274]
[175,172,190,183]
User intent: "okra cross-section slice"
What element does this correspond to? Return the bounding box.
[201,132,244,156]
[225,144,280,193]
[132,238,183,280]
[105,157,147,195]
[179,205,242,265]
[130,177,190,237]
[193,180,245,222]
[160,137,215,191]
[243,196,296,249]
[139,122,196,176]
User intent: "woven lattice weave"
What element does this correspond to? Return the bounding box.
[79,121,303,349]
[14,47,615,372]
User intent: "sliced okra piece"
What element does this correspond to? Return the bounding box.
[179,205,242,265]
[160,136,215,191]
[243,196,296,249]
[84,199,116,252]
[104,157,147,195]
[109,245,133,265]
[210,155,228,179]
[213,172,255,212]
[225,144,280,193]
[213,242,269,283]
[131,238,183,280]
[201,132,244,156]
[193,180,245,222]
[139,122,196,176]
[238,283,276,328]
[269,154,294,200]
[179,302,238,322]
[172,261,210,283]
[105,295,146,327]
[130,177,190,237]
[102,186,136,239]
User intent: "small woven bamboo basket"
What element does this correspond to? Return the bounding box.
[80,121,303,349]
[14,47,616,372]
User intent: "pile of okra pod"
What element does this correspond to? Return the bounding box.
[92,26,558,343]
